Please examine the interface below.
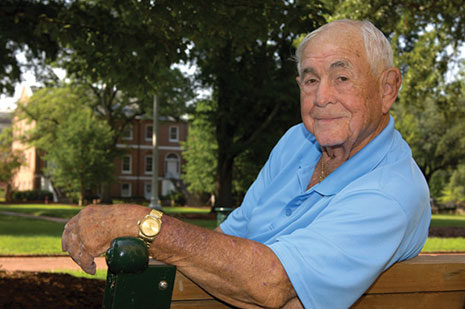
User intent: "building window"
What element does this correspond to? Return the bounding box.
[145,156,153,174]
[121,183,132,197]
[164,153,180,178]
[122,155,132,174]
[145,125,153,141]
[169,126,179,142]
[122,124,133,140]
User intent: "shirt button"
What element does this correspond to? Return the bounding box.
[285,209,292,216]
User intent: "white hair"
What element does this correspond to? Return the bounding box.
[295,19,393,77]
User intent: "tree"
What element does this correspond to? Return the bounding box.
[0,0,62,94]
[185,1,327,207]
[0,128,24,202]
[182,99,217,198]
[394,91,465,196]
[16,86,114,204]
[45,108,114,206]
[327,0,465,199]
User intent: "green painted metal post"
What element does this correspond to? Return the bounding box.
[103,237,176,309]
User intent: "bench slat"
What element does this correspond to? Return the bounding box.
[365,254,465,294]
[353,291,465,308]
[171,300,232,308]
[168,254,465,309]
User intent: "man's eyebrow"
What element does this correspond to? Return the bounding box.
[330,60,352,70]
[301,67,317,77]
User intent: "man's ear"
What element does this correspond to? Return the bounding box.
[380,67,402,113]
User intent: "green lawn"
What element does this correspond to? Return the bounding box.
[0,205,464,256]
[430,214,465,228]
[0,204,217,256]
[0,203,83,218]
[422,237,465,252]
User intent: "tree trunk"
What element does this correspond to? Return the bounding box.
[214,153,235,208]
[100,183,112,204]
[5,182,12,203]
[79,180,84,206]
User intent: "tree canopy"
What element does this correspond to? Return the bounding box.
[15,86,114,204]
[3,0,465,206]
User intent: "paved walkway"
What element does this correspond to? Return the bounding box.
[0,256,107,272]
[0,211,68,223]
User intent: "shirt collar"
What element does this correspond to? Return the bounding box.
[315,115,395,196]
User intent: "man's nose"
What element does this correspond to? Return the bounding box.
[314,79,334,107]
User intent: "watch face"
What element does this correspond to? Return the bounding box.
[140,217,161,237]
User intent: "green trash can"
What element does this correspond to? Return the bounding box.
[214,207,233,226]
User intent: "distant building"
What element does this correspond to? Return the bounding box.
[0,112,12,134]
[112,117,187,200]
[11,86,188,201]
[11,87,53,194]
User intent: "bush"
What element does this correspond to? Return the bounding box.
[11,190,53,202]
[160,191,186,206]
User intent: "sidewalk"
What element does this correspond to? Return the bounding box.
[0,211,68,223]
[0,256,107,272]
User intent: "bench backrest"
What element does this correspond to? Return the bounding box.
[103,237,465,308]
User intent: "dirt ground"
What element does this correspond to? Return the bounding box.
[0,271,105,309]
[0,226,463,308]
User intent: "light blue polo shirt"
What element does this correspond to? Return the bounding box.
[220,116,431,308]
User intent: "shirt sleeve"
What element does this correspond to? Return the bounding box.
[268,190,408,308]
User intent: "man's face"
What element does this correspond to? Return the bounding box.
[297,25,385,153]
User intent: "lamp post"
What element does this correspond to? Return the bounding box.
[149,94,162,210]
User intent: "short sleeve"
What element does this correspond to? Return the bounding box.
[268,190,408,308]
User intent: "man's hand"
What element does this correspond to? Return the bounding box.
[61,204,149,274]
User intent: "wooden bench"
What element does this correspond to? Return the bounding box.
[103,237,465,308]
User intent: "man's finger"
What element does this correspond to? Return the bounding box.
[61,216,77,252]
[78,243,97,275]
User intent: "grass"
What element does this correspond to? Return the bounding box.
[430,214,465,228]
[0,203,82,218]
[0,214,66,255]
[422,237,465,252]
[1,204,464,257]
[0,204,217,256]
[51,269,107,280]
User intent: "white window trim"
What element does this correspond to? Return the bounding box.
[145,155,153,174]
[121,183,132,197]
[121,155,132,174]
[145,125,153,141]
[144,182,151,199]
[164,153,180,178]
[169,126,179,142]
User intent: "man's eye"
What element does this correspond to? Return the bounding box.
[305,78,317,85]
[337,76,349,82]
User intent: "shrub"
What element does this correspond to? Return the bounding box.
[11,190,53,202]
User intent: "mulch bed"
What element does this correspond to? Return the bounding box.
[0,271,105,309]
[428,226,465,237]
[0,226,463,308]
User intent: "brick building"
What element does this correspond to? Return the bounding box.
[112,117,188,200]
[11,86,188,201]
[11,87,54,194]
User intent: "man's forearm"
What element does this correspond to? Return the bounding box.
[150,215,297,308]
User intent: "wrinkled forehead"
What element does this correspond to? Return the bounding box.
[307,23,365,56]
[301,24,369,72]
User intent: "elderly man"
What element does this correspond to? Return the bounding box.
[62,19,430,308]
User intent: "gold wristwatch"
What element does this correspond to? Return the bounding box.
[137,209,163,247]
